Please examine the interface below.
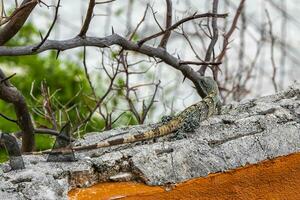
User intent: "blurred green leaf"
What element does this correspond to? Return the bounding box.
[114,8,124,16]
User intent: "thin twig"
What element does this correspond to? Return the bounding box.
[41,129,75,142]
[83,46,97,97]
[180,27,203,61]
[179,61,221,66]
[129,4,149,41]
[14,128,75,141]
[141,80,160,122]
[95,0,116,5]
[216,0,246,63]
[0,72,16,83]
[149,4,164,32]
[198,0,219,76]
[138,12,228,46]
[41,80,58,130]
[72,57,119,132]
[32,0,61,51]
[265,9,278,92]
[0,112,18,124]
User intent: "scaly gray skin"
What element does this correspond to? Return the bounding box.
[30,76,221,155]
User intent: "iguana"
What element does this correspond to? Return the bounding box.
[30,76,221,155]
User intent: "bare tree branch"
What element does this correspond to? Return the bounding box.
[0,112,18,124]
[0,72,16,83]
[199,0,219,76]
[41,80,58,130]
[0,0,37,46]
[14,128,75,142]
[149,4,164,32]
[0,69,35,152]
[95,0,116,5]
[138,12,228,46]
[72,58,119,132]
[216,0,246,63]
[128,4,149,41]
[32,0,61,51]
[159,0,172,48]
[265,9,278,92]
[140,80,160,123]
[82,46,96,97]
[0,0,34,26]
[78,0,95,37]
[179,61,221,66]
[0,34,212,98]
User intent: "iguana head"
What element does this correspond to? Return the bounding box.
[197,76,222,110]
[198,76,219,96]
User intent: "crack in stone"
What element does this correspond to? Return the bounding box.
[11,177,32,184]
[170,151,177,182]
[207,128,265,148]
[257,108,276,115]
[155,148,174,155]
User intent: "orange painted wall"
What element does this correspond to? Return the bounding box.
[69,152,300,200]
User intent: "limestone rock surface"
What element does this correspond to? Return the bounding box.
[1,83,300,199]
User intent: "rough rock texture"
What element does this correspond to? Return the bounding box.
[1,83,300,199]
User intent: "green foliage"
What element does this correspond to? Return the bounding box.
[0,23,96,157]
[0,148,8,163]
[131,34,139,42]
[114,8,124,16]
[35,135,54,151]
[0,23,92,133]
[111,51,119,59]
[0,23,156,163]
[0,23,93,160]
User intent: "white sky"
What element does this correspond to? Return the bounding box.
[3,0,300,121]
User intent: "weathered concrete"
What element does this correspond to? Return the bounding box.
[1,83,300,199]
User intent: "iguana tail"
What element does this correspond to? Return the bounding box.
[28,116,185,155]
[73,95,217,152]
[72,116,185,151]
